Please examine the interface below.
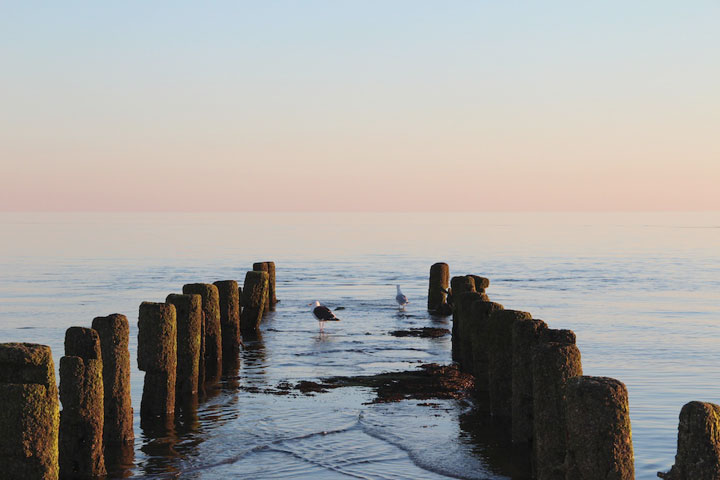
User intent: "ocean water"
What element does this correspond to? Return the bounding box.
[0,212,718,479]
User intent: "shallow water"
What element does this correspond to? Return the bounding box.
[0,212,718,479]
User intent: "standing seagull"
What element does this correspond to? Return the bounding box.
[395,285,409,309]
[309,301,340,331]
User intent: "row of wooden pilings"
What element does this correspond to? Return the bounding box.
[428,262,720,480]
[0,261,276,479]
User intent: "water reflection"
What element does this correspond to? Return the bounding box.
[458,403,532,480]
[104,443,135,479]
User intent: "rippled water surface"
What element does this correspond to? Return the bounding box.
[1,212,718,479]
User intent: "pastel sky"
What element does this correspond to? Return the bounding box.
[1,1,718,211]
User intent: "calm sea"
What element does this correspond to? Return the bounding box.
[1,212,718,479]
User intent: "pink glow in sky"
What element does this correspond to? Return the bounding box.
[1,2,718,211]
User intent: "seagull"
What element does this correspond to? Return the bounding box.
[309,301,340,331]
[395,285,409,309]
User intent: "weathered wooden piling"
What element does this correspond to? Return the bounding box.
[532,341,582,480]
[428,262,450,313]
[468,275,490,292]
[659,401,720,480]
[512,317,549,445]
[565,376,634,480]
[450,275,476,362]
[486,309,532,419]
[455,291,489,372]
[253,262,277,310]
[91,314,134,446]
[469,301,504,394]
[138,302,177,418]
[240,271,268,335]
[182,283,221,384]
[213,280,242,363]
[166,294,202,397]
[0,343,59,479]
[60,327,105,478]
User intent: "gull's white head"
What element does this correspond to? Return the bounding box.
[308,300,321,308]
[396,285,402,293]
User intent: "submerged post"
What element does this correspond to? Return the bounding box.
[659,401,720,480]
[240,270,268,336]
[166,294,202,398]
[213,280,242,364]
[565,376,634,480]
[0,343,59,479]
[512,317,549,445]
[428,262,450,313]
[182,283,221,384]
[138,302,177,418]
[60,327,106,477]
[487,309,532,419]
[92,314,134,447]
[532,340,582,480]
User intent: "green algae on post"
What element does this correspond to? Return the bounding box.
[166,294,202,398]
[92,314,134,446]
[241,271,268,335]
[659,401,720,480]
[213,280,242,364]
[138,302,177,418]
[427,262,450,313]
[0,343,59,480]
[565,376,634,480]
[183,283,222,385]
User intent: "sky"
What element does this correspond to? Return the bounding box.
[1,1,718,212]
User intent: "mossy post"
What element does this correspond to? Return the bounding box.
[512,317,549,445]
[138,302,177,418]
[253,262,277,310]
[182,283,221,385]
[213,280,242,365]
[469,301,504,395]
[91,314,134,446]
[60,327,106,478]
[455,291,488,373]
[240,271,268,336]
[428,262,450,313]
[166,294,202,398]
[0,343,59,479]
[565,376,634,480]
[450,275,476,362]
[486,309,532,419]
[532,341,582,480]
[659,401,720,480]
